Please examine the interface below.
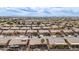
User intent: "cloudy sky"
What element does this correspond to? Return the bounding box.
[0,7,79,16]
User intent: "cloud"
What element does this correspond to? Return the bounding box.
[0,7,79,16]
[19,7,37,12]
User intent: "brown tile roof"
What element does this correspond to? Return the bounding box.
[27,30,37,33]
[9,39,28,45]
[48,37,67,45]
[0,39,10,45]
[64,37,79,45]
[39,30,49,33]
[29,39,47,45]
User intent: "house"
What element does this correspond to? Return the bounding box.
[72,27,79,33]
[48,37,69,49]
[64,37,79,49]
[10,26,19,30]
[8,39,29,51]
[27,30,37,34]
[15,30,26,35]
[51,25,58,29]
[0,30,2,35]
[32,27,41,30]
[50,30,61,36]
[29,39,48,50]
[39,30,49,34]
[62,29,74,36]
[1,26,10,30]
[0,39,10,48]
[20,27,30,30]
[42,26,51,30]
[2,30,15,35]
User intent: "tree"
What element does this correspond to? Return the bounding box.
[41,39,45,43]
[37,22,41,26]
[7,21,13,25]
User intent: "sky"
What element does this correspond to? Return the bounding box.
[0,7,79,16]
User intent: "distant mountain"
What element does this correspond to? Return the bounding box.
[0,7,79,16]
